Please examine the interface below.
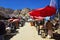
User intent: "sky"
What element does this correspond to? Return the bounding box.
[0,0,53,10]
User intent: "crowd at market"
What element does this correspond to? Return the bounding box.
[0,0,60,40]
[0,15,59,40]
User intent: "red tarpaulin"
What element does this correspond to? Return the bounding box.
[30,16,44,20]
[40,6,56,17]
[29,10,41,16]
[12,19,20,22]
[29,6,56,17]
[8,19,13,22]
[33,16,44,21]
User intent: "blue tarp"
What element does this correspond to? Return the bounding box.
[45,17,50,21]
[45,0,60,21]
[56,0,60,9]
[50,15,55,20]
[50,0,59,20]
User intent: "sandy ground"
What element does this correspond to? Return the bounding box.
[10,22,55,40]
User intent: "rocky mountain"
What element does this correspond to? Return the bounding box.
[12,8,31,17]
[5,8,14,14]
[0,6,5,11]
[21,8,30,17]
[0,7,14,19]
[0,6,14,14]
[0,6,31,19]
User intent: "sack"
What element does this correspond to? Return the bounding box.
[6,27,11,30]
[6,27,11,33]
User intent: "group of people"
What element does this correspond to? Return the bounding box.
[31,18,59,39]
[0,16,59,40]
[0,17,20,40]
[0,16,27,40]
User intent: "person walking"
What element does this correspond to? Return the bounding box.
[35,19,44,35]
[46,20,54,39]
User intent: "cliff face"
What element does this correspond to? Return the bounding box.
[21,8,30,17]
[0,7,14,19]
[12,8,31,17]
[5,8,14,14]
[0,7,31,19]
[0,7,14,14]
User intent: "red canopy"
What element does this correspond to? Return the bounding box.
[34,16,44,21]
[29,10,41,16]
[12,19,20,22]
[29,6,56,17]
[40,6,56,17]
[30,16,44,20]
[8,19,13,22]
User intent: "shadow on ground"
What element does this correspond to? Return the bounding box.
[4,31,19,40]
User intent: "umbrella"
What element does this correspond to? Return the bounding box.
[30,16,44,21]
[8,19,13,22]
[29,6,56,17]
[29,10,40,16]
[43,6,56,16]
[29,8,43,17]
[33,16,45,21]
[12,19,19,22]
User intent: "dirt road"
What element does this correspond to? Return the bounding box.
[10,22,55,40]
